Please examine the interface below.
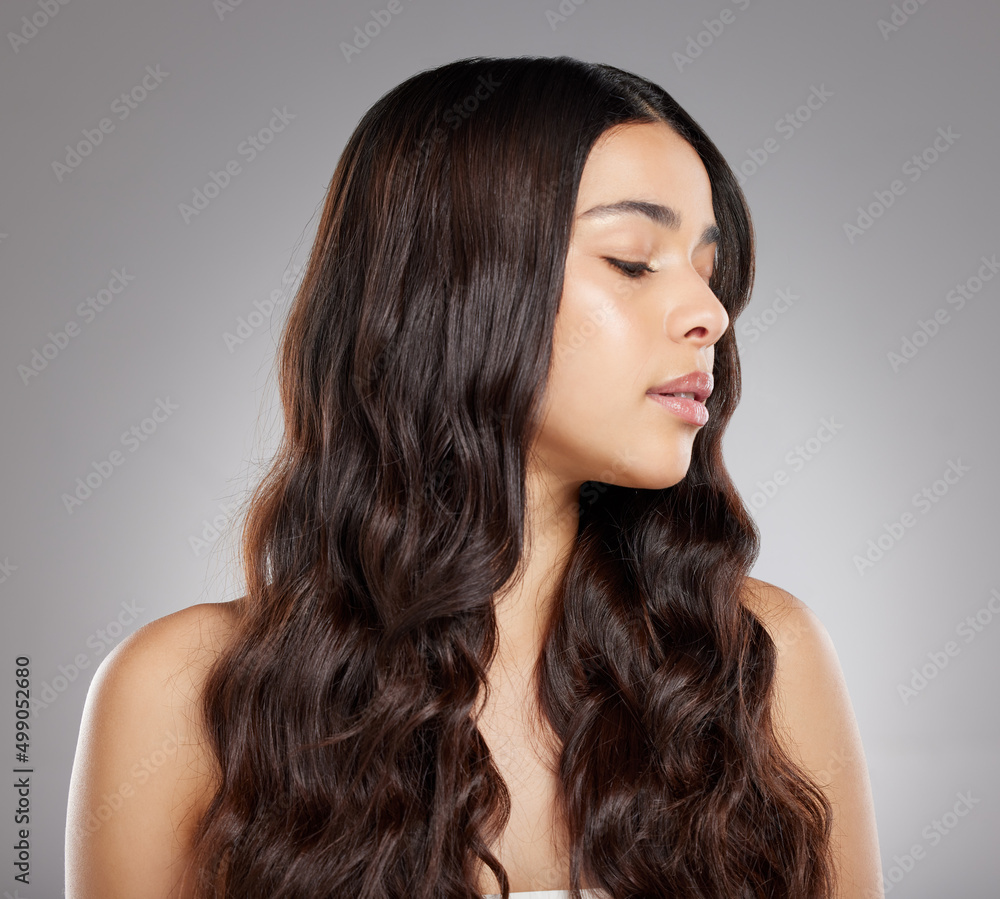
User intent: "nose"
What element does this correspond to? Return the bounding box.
[662,266,730,348]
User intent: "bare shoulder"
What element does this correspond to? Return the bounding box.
[740,577,885,897]
[66,597,245,899]
[739,577,855,731]
[740,575,815,638]
[106,597,243,691]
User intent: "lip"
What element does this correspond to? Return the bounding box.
[645,371,713,404]
[646,371,713,427]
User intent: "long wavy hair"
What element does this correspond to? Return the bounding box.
[187,55,834,898]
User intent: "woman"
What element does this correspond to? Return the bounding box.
[66,55,883,898]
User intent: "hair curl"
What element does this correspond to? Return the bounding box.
[186,55,834,898]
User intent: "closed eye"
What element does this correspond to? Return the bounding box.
[605,257,656,279]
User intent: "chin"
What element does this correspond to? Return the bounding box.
[613,461,692,492]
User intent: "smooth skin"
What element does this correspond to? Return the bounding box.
[65,122,884,897]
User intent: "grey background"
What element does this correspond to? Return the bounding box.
[2,0,997,895]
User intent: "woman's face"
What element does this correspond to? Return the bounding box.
[532,121,730,492]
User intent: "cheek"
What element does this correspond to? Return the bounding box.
[547,279,646,424]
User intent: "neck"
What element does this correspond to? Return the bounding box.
[490,461,580,672]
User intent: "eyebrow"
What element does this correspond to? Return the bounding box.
[578,199,721,248]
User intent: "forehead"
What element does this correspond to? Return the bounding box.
[574,121,714,220]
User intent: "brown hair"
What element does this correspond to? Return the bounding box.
[187,55,834,898]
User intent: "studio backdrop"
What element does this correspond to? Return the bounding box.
[1,1,997,896]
